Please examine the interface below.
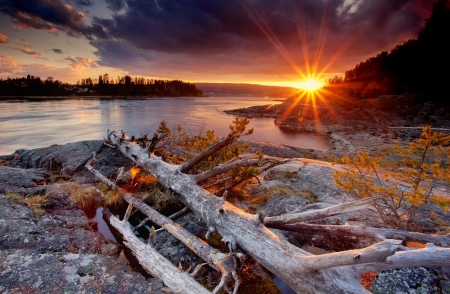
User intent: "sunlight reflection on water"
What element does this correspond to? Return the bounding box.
[0,97,330,155]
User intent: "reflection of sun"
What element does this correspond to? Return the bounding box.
[293,79,324,91]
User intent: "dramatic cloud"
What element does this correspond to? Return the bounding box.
[0,0,87,36]
[16,40,32,47]
[71,0,92,6]
[52,48,64,54]
[60,56,98,69]
[0,33,8,43]
[0,55,21,73]
[9,46,45,59]
[0,0,436,81]
[104,0,126,11]
[89,0,433,79]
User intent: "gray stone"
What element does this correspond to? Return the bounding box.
[0,166,47,194]
[261,195,312,216]
[247,141,304,158]
[0,249,150,294]
[370,267,449,294]
[0,198,102,254]
[152,212,205,270]
[263,161,306,181]
[16,141,104,176]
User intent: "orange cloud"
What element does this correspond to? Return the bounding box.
[9,47,47,59]
[0,56,21,73]
[16,40,32,47]
[0,34,8,43]
[61,56,98,70]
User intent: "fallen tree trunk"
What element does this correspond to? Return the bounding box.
[85,156,237,282]
[264,197,376,225]
[105,128,450,293]
[266,222,450,247]
[103,208,210,294]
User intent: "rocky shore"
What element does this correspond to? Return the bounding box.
[1,139,449,293]
[225,95,450,155]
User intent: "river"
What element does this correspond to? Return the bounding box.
[0,97,330,155]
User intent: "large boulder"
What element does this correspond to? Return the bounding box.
[15,141,104,176]
[257,159,349,205]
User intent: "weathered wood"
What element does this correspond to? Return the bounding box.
[300,239,401,271]
[194,158,260,183]
[266,222,450,247]
[264,197,376,225]
[85,156,234,275]
[352,243,450,274]
[180,134,236,173]
[103,208,210,294]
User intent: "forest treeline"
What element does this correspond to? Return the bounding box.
[328,0,449,101]
[0,74,203,97]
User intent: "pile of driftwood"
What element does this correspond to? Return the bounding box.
[85,127,450,294]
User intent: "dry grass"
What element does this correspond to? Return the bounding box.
[5,192,24,203]
[23,195,49,208]
[103,190,125,208]
[406,241,426,248]
[430,215,450,235]
[64,182,100,211]
[6,193,49,217]
[360,272,377,290]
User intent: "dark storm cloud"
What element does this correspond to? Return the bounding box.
[73,0,92,6]
[104,0,126,11]
[52,48,64,54]
[87,0,434,77]
[0,0,437,77]
[0,0,90,37]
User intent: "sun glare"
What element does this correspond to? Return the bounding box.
[295,79,324,91]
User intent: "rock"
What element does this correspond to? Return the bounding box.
[15,141,104,176]
[0,249,149,294]
[0,166,48,194]
[264,161,305,181]
[247,141,304,158]
[370,266,450,294]
[261,195,312,216]
[100,242,121,256]
[88,146,134,180]
[261,159,349,204]
[152,212,206,270]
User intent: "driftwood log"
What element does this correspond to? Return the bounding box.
[99,128,450,293]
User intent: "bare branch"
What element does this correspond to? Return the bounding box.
[267,222,450,247]
[301,239,401,271]
[194,158,260,183]
[103,208,209,294]
[352,243,450,274]
[180,134,237,173]
[264,197,376,225]
[86,157,234,276]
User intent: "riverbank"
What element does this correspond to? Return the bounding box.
[224,95,450,156]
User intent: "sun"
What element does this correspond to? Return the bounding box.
[294,79,324,91]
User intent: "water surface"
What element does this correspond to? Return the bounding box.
[0,97,329,155]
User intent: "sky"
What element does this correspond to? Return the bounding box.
[0,0,436,88]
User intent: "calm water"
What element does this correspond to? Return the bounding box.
[0,97,329,155]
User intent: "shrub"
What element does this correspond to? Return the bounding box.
[332,126,450,230]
